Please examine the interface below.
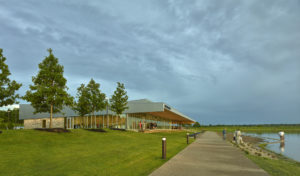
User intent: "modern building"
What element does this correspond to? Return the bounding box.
[19,99,195,130]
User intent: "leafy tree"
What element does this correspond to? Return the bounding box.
[23,49,73,128]
[73,84,91,120]
[0,48,22,107]
[193,122,201,127]
[86,79,106,128]
[110,82,128,128]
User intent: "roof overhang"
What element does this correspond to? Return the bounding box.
[147,108,195,124]
[19,99,195,123]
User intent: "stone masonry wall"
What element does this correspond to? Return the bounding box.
[24,117,65,129]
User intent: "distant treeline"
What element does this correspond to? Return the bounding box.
[0,108,22,129]
[198,124,300,133]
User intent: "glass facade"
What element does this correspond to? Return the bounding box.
[127,113,172,130]
[64,113,176,130]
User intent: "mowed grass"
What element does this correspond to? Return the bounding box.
[247,155,300,176]
[0,129,193,176]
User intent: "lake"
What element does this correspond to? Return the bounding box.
[245,133,300,162]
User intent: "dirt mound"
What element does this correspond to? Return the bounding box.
[110,128,126,131]
[86,129,107,132]
[143,129,183,133]
[34,128,70,133]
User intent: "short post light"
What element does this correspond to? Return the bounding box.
[162,137,166,159]
[279,131,285,141]
[186,133,189,144]
[194,133,197,140]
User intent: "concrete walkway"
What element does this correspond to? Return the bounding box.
[149,131,269,176]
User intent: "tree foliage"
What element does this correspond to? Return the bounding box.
[193,121,201,127]
[73,84,91,117]
[0,108,22,129]
[86,79,106,115]
[74,79,106,117]
[23,49,73,128]
[0,48,22,107]
[110,82,128,116]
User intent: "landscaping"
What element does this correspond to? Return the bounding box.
[0,129,193,176]
[34,128,71,133]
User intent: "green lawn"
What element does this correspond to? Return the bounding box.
[0,129,193,176]
[247,154,300,176]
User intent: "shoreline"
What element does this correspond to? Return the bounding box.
[218,132,300,163]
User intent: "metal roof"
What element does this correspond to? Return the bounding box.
[19,99,195,123]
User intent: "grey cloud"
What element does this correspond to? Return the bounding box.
[0,0,299,124]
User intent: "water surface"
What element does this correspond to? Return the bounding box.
[245,133,300,162]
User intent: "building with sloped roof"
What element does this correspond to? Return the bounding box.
[19,99,195,130]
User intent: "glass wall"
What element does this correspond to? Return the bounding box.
[65,113,174,130]
[127,113,172,130]
[70,115,127,129]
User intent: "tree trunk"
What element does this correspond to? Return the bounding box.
[102,115,104,128]
[107,114,109,128]
[94,113,96,128]
[50,104,53,128]
[116,115,118,128]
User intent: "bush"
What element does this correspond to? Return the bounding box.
[193,122,201,127]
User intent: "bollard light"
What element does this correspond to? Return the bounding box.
[186,133,189,144]
[279,131,285,141]
[162,137,166,159]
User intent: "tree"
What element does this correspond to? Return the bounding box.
[0,48,22,107]
[86,79,106,128]
[193,122,201,127]
[110,82,128,128]
[23,49,73,128]
[73,84,91,128]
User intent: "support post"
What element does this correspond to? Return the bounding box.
[126,114,128,130]
[194,133,196,140]
[103,115,104,128]
[86,116,88,128]
[162,137,166,159]
[107,115,109,128]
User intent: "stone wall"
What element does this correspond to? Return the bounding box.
[24,117,65,129]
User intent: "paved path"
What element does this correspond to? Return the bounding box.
[149,131,269,176]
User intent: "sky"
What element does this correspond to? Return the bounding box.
[0,0,299,125]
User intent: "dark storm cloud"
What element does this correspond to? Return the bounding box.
[0,0,299,124]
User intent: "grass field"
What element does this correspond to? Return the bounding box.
[247,154,300,176]
[196,125,300,133]
[0,129,194,176]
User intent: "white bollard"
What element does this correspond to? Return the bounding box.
[278,131,285,141]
